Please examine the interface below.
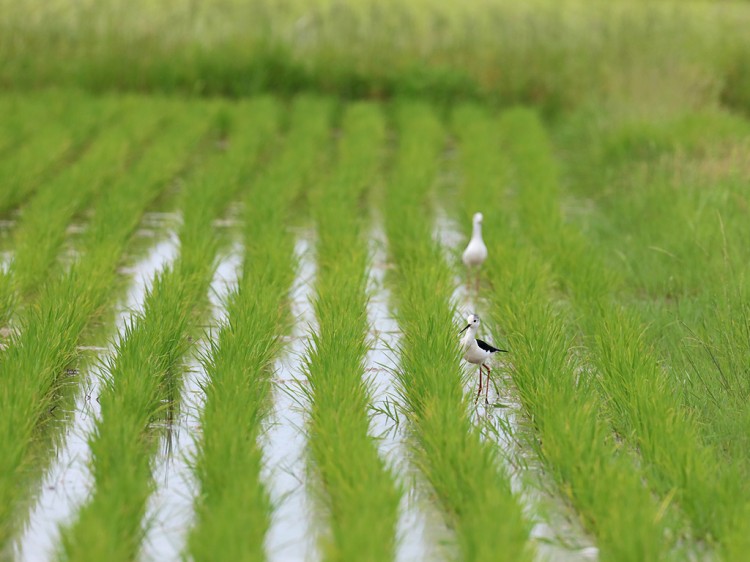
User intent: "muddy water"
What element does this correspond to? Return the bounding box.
[16,229,180,562]
[366,224,447,562]
[263,231,320,562]
[436,211,598,561]
[140,246,242,561]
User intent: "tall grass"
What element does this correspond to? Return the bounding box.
[0,101,209,554]
[384,101,531,562]
[452,103,671,561]
[303,101,400,560]
[499,107,750,553]
[186,96,329,562]
[2,1,750,113]
[555,109,750,467]
[59,100,282,561]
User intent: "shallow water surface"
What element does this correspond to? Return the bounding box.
[367,224,446,562]
[140,246,242,561]
[263,232,320,562]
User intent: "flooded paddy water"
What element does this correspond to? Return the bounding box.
[263,232,320,562]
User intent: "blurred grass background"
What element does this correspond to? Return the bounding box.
[2,0,750,115]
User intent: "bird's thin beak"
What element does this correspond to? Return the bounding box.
[459,324,470,334]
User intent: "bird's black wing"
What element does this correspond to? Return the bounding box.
[476,338,508,353]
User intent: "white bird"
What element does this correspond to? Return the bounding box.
[462,212,487,292]
[459,313,507,404]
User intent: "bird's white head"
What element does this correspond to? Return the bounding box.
[459,313,480,334]
[473,212,483,224]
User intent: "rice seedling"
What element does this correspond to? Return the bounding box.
[499,107,750,553]
[301,101,401,560]
[0,101,210,554]
[0,91,78,159]
[2,98,164,316]
[186,96,332,562]
[452,103,671,561]
[59,99,280,561]
[0,93,115,217]
[383,100,531,562]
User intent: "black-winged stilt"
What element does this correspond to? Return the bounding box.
[459,313,507,404]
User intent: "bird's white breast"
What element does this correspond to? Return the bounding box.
[462,238,487,267]
[462,337,489,365]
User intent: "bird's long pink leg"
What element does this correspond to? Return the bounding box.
[483,364,492,404]
[474,365,483,404]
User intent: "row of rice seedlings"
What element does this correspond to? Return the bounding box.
[0,92,78,159]
[58,99,279,561]
[0,93,120,321]
[452,103,671,561]
[0,93,115,217]
[383,101,531,562]
[187,95,332,562]
[303,102,400,560]
[499,108,748,552]
[0,93,119,320]
[5,98,165,312]
[0,102,212,554]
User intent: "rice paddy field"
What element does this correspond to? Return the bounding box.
[2,1,750,561]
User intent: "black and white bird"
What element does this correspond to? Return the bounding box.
[459,313,507,404]
[462,212,487,291]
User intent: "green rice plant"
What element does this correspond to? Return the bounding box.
[558,110,750,555]
[674,287,750,479]
[4,97,164,311]
[452,103,670,561]
[0,92,115,216]
[59,99,282,562]
[555,111,750,466]
[0,101,210,553]
[187,96,325,562]
[499,107,749,552]
[0,93,126,324]
[384,100,531,562]
[302,102,400,561]
[0,91,77,158]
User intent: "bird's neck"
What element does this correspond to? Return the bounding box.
[462,326,478,342]
[471,221,482,239]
